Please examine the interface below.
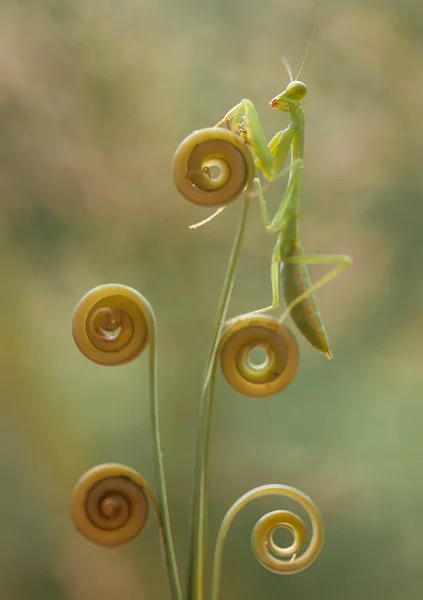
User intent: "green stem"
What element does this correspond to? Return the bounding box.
[148,310,182,600]
[187,195,252,600]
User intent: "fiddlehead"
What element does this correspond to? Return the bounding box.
[211,484,324,600]
[172,128,255,207]
[72,284,150,366]
[71,284,181,600]
[71,463,152,547]
[219,315,299,397]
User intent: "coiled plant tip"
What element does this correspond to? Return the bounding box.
[210,484,323,600]
[172,127,255,207]
[219,315,299,397]
[72,283,153,366]
[71,463,149,547]
[250,487,323,574]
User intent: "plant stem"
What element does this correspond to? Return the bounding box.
[149,311,182,600]
[187,195,251,600]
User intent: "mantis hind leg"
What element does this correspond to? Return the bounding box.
[280,252,353,325]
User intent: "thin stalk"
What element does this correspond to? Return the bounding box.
[187,194,252,600]
[149,312,182,600]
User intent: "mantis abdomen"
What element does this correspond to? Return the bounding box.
[281,249,332,358]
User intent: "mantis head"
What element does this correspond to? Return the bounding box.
[269,81,307,112]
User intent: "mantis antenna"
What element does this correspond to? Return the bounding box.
[281,57,294,82]
[296,0,325,80]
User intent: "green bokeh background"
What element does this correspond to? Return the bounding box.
[1,0,423,598]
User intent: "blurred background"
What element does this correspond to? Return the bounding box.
[1,0,423,598]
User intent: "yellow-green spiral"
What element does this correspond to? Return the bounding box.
[211,484,323,600]
[219,315,299,397]
[71,463,150,547]
[72,283,152,366]
[250,485,323,574]
[172,127,255,207]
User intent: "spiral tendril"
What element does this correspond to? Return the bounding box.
[172,128,255,207]
[219,315,299,397]
[71,284,182,600]
[71,463,153,546]
[252,509,308,569]
[211,484,324,600]
[72,283,152,366]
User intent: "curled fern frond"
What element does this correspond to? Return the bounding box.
[71,285,182,600]
[219,314,299,397]
[211,484,324,600]
[71,463,151,547]
[72,283,152,366]
[172,127,255,207]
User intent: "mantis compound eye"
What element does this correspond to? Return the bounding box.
[71,463,149,546]
[271,81,307,111]
[285,80,307,100]
[219,315,299,398]
[172,127,255,207]
[72,283,152,366]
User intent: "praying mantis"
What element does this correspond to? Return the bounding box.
[210,73,352,359]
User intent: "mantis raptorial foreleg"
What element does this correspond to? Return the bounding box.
[217,100,294,180]
[188,101,294,231]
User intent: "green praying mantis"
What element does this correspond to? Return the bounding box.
[189,60,352,359]
[218,78,352,358]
